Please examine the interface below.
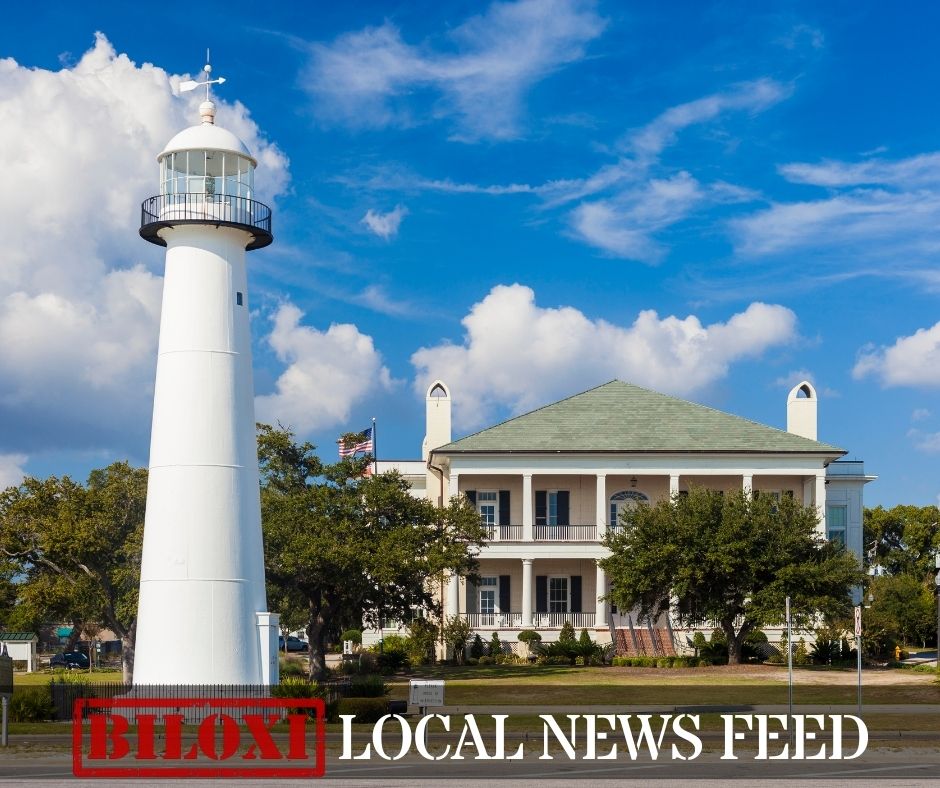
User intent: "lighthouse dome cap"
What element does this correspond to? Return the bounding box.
[159,123,256,166]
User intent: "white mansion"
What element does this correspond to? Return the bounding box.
[371,380,873,648]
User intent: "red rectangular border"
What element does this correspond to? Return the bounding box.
[72,696,325,779]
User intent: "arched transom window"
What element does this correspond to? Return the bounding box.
[609,490,649,527]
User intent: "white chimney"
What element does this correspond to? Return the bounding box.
[422,380,452,460]
[787,381,817,440]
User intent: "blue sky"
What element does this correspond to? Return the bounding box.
[0,1,938,507]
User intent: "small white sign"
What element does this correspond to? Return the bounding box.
[409,679,444,707]
[854,605,862,638]
[343,640,353,655]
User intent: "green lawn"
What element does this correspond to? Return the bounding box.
[13,669,124,687]
[390,664,940,707]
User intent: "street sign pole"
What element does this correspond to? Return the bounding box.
[786,596,793,723]
[855,604,862,717]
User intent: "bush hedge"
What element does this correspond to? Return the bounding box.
[10,687,55,722]
[337,697,388,724]
[611,656,711,668]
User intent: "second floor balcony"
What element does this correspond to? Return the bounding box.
[485,524,599,542]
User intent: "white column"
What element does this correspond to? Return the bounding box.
[802,476,813,507]
[669,474,680,497]
[815,471,827,537]
[742,474,752,495]
[448,471,460,501]
[256,611,279,685]
[522,474,533,541]
[522,558,534,627]
[446,574,460,618]
[595,563,607,629]
[596,473,607,537]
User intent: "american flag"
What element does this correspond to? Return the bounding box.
[338,427,374,458]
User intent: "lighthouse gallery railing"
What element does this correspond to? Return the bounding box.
[140,193,272,249]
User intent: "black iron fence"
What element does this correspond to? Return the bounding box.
[140,193,273,249]
[49,679,352,722]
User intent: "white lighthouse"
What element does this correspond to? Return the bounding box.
[135,64,278,685]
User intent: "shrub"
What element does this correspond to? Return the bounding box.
[810,637,840,665]
[794,637,809,666]
[518,630,542,658]
[543,655,572,666]
[470,634,485,660]
[407,618,438,666]
[465,657,479,666]
[340,629,362,646]
[280,657,306,678]
[558,621,576,643]
[348,674,387,698]
[375,651,409,674]
[574,656,585,666]
[442,616,472,665]
[478,656,494,665]
[337,697,388,724]
[10,688,54,722]
[656,658,673,668]
[489,632,503,657]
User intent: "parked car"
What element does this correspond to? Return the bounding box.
[278,635,309,653]
[50,651,89,669]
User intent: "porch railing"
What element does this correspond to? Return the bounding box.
[463,612,596,629]
[485,524,524,541]
[534,612,596,628]
[533,524,597,541]
[465,613,524,628]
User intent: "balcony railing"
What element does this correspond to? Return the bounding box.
[140,193,273,250]
[465,613,524,628]
[464,612,596,629]
[533,524,597,541]
[485,524,524,541]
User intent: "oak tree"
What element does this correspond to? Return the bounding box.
[601,487,865,664]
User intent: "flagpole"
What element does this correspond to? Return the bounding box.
[372,417,377,476]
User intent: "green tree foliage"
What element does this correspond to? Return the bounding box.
[489,631,502,657]
[0,462,146,682]
[558,620,576,643]
[865,504,940,578]
[865,573,936,649]
[601,487,865,664]
[257,424,489,679]
[470,633,485,659]
[442,615,472,664]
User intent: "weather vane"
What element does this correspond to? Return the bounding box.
[179,49,226,100]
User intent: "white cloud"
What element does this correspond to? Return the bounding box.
[361,205,409,239]
[627,79,791,161]
[337,79,784,261]
[779,153,940,188]
[0,454,28,490]
[256,303,393,433]
[411,284,797,428]
[912,408,932,422]
[908,429,940,453]
[0,34,288,455]
[735,152,940,259]
[568,172,703,261]
[303,0,606,141]
[854,322,940,387]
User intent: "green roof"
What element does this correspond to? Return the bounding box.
[0,632,37,641]
[434,381,845,455]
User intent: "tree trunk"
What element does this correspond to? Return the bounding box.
[121,624,136,684]
[723,618,751,666]
[306,599,330,681]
